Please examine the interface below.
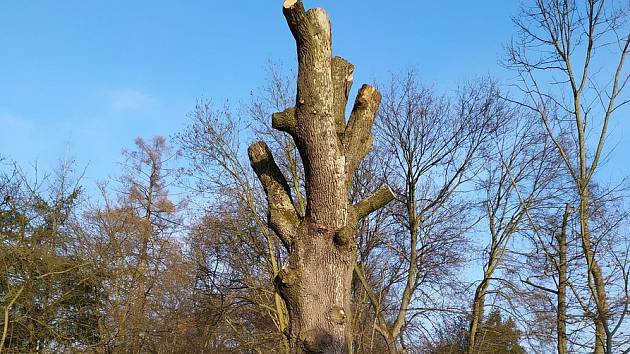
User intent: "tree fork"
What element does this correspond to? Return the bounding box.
[344,85,381,186]
[332,57,354,138]
[248,1,393,352]
[248,141,299,249]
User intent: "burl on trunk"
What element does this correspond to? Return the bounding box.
[248,0,393,353]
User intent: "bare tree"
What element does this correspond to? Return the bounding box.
[507,1,630,351]
[81,136,188,352]
[0,160,99,352]
[347,152,393,353]
[178,99,292,352]
[350,71,500,353]
[467,108,559,353]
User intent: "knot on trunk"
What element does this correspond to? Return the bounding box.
[275,266,298,289]
[327,306,346,325]
[274,266,300,306]
[333,226,353,250]
[300,328,333,353]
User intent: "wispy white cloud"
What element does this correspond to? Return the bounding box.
[106,89,155,114]
[0,109,38,163]
[0,109,34,131]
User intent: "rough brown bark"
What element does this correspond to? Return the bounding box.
[248,1,393,353]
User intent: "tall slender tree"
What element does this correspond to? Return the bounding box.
[467,109,557,353]
[354,72,499,353]
[82,136,186,352]
[507,1,630,352]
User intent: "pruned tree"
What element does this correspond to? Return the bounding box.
[247,1,394,352]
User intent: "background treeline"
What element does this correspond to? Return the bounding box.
[2,0,630,353]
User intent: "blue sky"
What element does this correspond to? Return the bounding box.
[0,0,627,186]
[1,1,629,346]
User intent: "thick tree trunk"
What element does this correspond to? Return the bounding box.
[248,1,394,352]
[383,335,398,354]
[278,233,355,352]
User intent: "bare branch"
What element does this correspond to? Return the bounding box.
[332,56,354,137]
[248,141,299,248]
[344,84,381,185]
[271,107,296,135]
[353,185,395,221]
